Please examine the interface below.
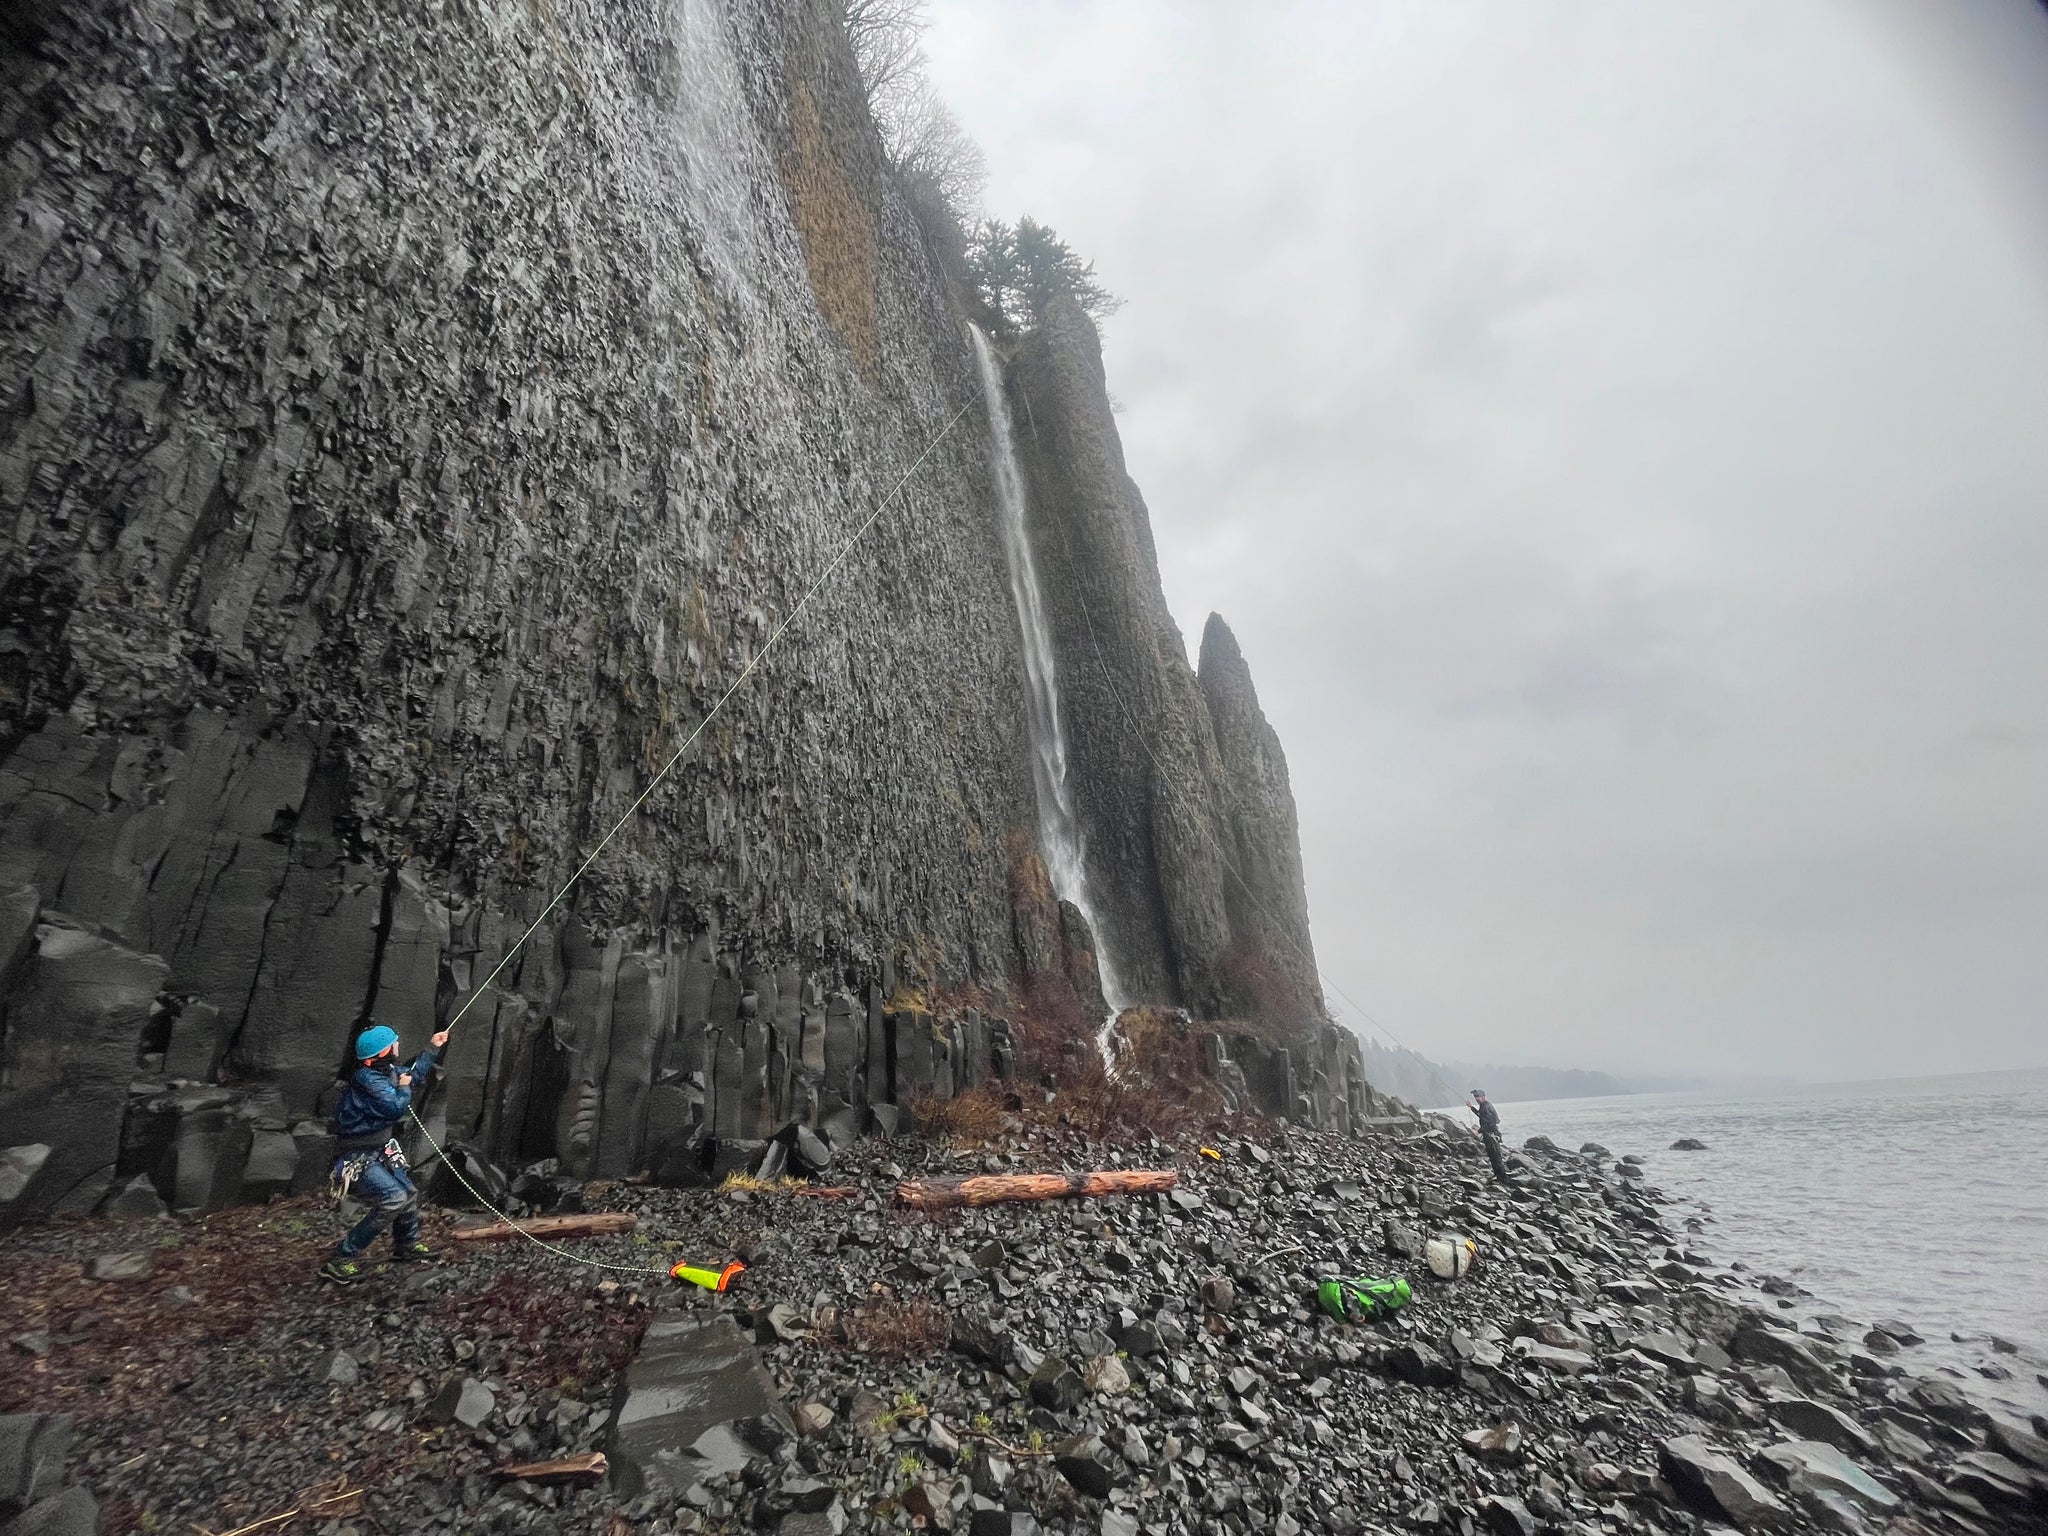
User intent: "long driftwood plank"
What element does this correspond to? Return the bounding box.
[894,1169,1178,1210]
[450,1211,638,1243]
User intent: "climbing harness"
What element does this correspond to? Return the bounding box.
[392,397,977,1273]
[329,1147,382,1205]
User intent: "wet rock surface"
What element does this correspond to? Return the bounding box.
[6,1118,2041,1534]
[0,0,1053,1227]
[0,0,1378,1229]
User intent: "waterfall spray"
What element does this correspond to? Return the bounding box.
[970,325,1127,1062]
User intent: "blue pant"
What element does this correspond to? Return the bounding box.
[338,1154,420,1257]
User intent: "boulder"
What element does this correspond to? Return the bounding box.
[1462,1422,1523,1462]
[2,1485,98,1536]
[1028,1357,1086,1414]
[0,1414,74,1516]
[1766,1398,1878,1458]
[1671,1138,1709,1151]
[0,1148,51,1221]
[1732,1322,1836,1394]
[790,1126,832,1175]
[1081,1354,1129,1397]
[1946,1449,2043,1512]
[605,1314,790,1497]
[94,1175,167,1221]
[428,1377,495,1428]
[1630,1332,1696,1371]
[1519,1342,1596,1376]
[1659,1434,1788,1528]
[1755,1440,1899,1512]
[1386,1342,1457,1389]
[316,1350,360,1387]
[1051,1435,1113,1498]
[0,924,167,1229]
[85,1253,150,1282]
[1986,1415,2048,1475]
[239,1130,300,1202]
[167,1104,253,1213]
[1477,1495,1538,1536]
[1599,1279,1661,1306]
[1907,1376,1982,1428]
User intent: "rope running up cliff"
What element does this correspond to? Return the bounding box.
[407,397,976,1268]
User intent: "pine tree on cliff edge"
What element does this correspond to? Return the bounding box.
[969,217,1121,335]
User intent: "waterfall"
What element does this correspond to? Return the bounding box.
[969,325,1128,1049]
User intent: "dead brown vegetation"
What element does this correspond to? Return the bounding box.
[837,1293,951,1359]
[1019,1000,1231,1143]
[1222,933,1321,1038]
[906,1083,1009,1141]
[781,82,880,372]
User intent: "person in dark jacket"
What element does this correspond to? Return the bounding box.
[1467,1089,1509,1181]
[319,1022,448,1284]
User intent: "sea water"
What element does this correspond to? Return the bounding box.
[1488,1068,2048,1418]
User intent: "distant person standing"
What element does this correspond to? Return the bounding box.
[1467,1089,1509,1181]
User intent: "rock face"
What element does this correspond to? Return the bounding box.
[0,0,1362,1220]
[1007,302,1327,1020]
[1199,614,1323,1016]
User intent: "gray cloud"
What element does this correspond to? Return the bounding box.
[927,0,2048,1079]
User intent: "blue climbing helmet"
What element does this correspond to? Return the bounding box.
[354,1023,399,1061]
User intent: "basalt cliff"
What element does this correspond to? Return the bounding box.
[0,0,1393,1227]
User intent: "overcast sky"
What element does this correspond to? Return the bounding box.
[925,0,2048,1081]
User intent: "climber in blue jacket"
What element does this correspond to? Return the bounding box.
[319,1022,449,1284]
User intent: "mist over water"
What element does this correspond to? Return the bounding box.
[970,324,1126,1022]
[1494,1069,2048,1417]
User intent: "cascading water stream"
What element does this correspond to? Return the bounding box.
[969,325,1128,1064]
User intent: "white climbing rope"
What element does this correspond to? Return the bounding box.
[404,1116,675,1276]
[442,396,978,1038]
[399,396,977,1271]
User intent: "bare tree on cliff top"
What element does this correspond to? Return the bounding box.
[844,0,987,218]
[968,217,1123,334]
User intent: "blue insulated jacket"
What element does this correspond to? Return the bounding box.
[334,1045,440,1142]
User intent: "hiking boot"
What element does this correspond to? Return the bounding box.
[392,1240,436,1263]
[320,1255,368,1285]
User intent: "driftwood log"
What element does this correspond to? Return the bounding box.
[450,1211,637,1243]
[493,1453,608,1481]
[894,1169,1178,1211]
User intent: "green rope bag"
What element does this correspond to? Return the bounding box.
[1317,1274,1413,1323]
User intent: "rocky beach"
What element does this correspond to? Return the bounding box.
[4,5,2045,1536]
[6,1102,2045,1536]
